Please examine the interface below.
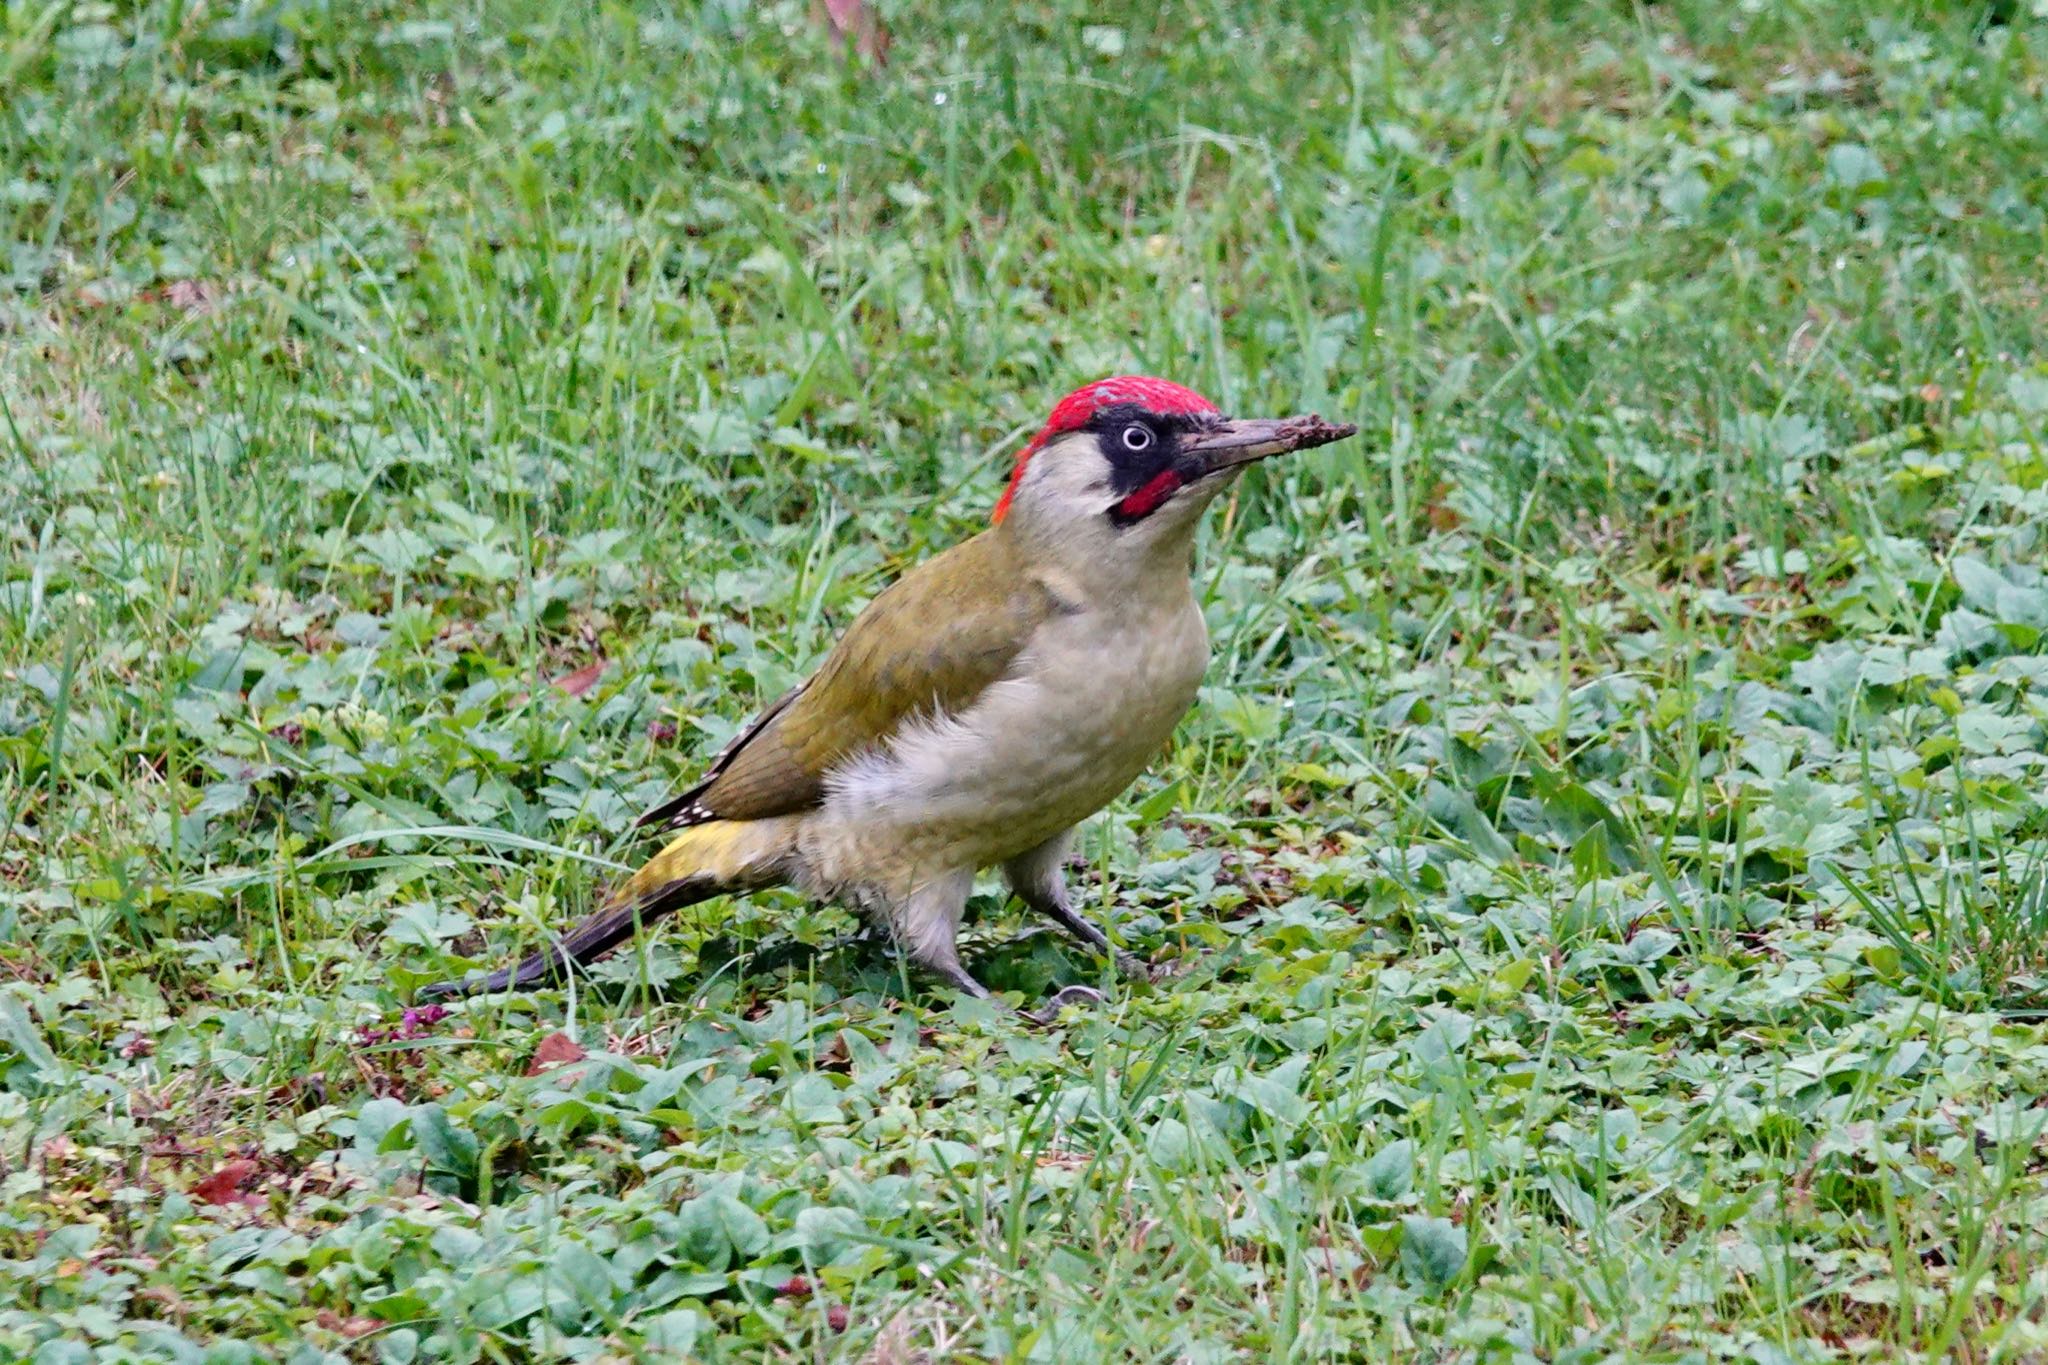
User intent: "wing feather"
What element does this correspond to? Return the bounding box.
[638,530,1047,829]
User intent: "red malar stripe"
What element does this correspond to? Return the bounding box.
[1112,469,1182,522]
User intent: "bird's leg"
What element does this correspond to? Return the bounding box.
[877,866,1118,1024]
[908,924,1102,1026]
[919,954,994,1001]
[885,868,998,1002]
[1003,833,1156,983]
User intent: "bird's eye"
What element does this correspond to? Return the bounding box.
[1120,424,1154,453]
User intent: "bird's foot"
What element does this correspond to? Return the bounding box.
[1118,947,1209,984]
[1022,984,1106,1025]
[1116,950,1182,983]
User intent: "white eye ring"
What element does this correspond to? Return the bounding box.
[1120,424,1153,452]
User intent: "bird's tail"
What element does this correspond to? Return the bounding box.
[420,818,796,998]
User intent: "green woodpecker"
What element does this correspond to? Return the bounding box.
[424,377,1357,1008]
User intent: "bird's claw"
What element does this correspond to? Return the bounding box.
[1117,948,1208,983]
[1023,984,1106,1025]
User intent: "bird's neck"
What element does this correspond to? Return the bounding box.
[993,507,1200,614]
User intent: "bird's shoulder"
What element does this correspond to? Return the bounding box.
[638,528,1057,828]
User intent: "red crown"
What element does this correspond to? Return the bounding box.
[992,376,1219,523]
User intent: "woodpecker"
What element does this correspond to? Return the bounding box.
[424,377,1356,1009]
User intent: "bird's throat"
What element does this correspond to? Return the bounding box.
[1109,469,1183,525]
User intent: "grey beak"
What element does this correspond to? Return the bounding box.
[1181,414,1360,475]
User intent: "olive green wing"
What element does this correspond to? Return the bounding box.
[637,531,1049,829]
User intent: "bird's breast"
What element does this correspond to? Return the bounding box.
[817,594,1209,870]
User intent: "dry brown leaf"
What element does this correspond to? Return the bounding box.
[552,659,607,698]
[192,1158,262,1207]
[526,1031,588,1075]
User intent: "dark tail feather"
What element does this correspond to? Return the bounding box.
[416,818,793,999]
[418,876,719,999]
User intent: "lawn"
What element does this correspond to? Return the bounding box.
[6,0,2048,1359]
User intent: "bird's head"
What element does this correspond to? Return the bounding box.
[991,376,1358,571]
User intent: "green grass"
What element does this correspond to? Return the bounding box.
[7,0,2048,1358]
